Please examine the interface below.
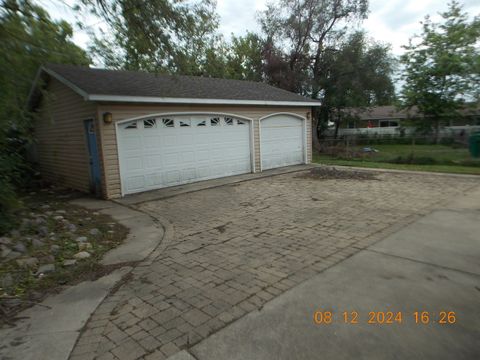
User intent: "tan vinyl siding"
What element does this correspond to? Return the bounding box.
[35,78,96,193]
[98,104,312,199]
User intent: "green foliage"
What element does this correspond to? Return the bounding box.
[315,143,480,175]
[319,31,396,136]
[260,0,369,94]
[320,32,395,108]
[400,1,480,140]
[88,0,265,82]
[258,1,395,140]
[225,33,264,81]
[313,156,480,175]
[180,33,264,80]
[0,152,22,233]
[388,154,437,165]
[0,0,90,234]
[86,0,219,74]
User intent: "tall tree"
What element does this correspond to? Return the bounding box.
[260,0,369,96]
[0,0,90,232]
[191,32,265,80]
[225,32,264,81]
[84,0,219,74]
[400,1,480,142]
[319,32,396,137]
[259,0,369,145]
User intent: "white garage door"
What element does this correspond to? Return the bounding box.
[118,114,252,195]
[260,115,305,170]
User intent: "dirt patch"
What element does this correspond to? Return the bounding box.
[298,167,379,181]
[214,222,231,233]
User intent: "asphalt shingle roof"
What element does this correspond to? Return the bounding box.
[44,63,319,104]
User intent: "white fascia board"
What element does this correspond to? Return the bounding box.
[87,94,321,107]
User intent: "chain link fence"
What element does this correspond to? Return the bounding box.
[317,134,480,167]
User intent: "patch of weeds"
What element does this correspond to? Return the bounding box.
[298,167,379,181]
[454,159,480,167]
[387,154,437,165]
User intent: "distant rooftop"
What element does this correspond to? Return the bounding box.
[345,105,479,120]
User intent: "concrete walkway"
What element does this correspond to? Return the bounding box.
[179,186,480,360]
[0,199,165,360]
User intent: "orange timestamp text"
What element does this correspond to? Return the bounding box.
[313,310,456,325]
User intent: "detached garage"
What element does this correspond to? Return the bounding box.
[29,64,319,199]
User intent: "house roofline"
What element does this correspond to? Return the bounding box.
[27,66,90,109]
[88,94,321,106]
[41,66,91,99]
[29,66,321,108]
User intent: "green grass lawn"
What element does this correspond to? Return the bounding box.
[360,144,470,163]
[313,144,480,175]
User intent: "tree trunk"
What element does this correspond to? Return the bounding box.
[311,107,322,153]
[434,119,440,144]
[334,120,340,139]
[311,117,322,153]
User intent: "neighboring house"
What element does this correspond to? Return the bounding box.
[28,64,320,199]
[342,106,409,130]
[332,105,480,137]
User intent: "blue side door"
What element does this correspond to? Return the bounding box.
[84,119,102,196]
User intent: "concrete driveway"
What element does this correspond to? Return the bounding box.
[70,169,480,360]
[191,190,480,360]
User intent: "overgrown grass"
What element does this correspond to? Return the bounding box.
[314,144,480,175]
[358,144,473,163]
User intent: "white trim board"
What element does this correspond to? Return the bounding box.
[89,94,320,107]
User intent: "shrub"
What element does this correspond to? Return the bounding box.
[0,152,23,234]
[387,154,437,165]
[455,159,480,167]
[439,137,455,146]
[412,156,437,165]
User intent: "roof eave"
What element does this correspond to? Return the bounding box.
[88,94,321,107]
[26,66,91,111]
[42,66,90,100]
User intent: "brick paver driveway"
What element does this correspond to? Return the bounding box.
[70,170,478,360]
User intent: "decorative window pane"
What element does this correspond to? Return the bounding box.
[196,120,206,127]
[162,118,174,127]
[237,119,246,125]
[210,117,220,126]
[179,119,191,127]
[124,121,137,129]
[144,119,156,128]
[224,117,234,125]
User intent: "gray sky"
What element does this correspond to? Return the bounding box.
[39,0,480,61]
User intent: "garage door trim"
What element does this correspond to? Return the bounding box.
[258,112,307,171]
[115,112,255,196]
